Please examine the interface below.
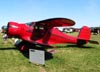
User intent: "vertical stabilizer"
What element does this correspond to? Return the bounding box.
[77,26,91,46]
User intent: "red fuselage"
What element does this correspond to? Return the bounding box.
[7,22,77,46]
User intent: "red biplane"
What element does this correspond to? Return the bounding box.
[3,18,99,51]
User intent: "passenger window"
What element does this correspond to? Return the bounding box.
[34,25,44,30]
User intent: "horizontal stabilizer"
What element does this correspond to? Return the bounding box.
[89,40,99,44]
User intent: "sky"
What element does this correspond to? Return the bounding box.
[0,0,100,28]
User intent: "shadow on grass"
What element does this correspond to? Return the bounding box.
[0,47,53,60]
[56,44,94,49]
[0,47,17,50]
[0,44,93,61]
[20,50,53,60]
[67,44,93,48]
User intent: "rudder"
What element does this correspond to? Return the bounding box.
[77,26,91,46]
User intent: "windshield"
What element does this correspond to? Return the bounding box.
[26,22,33,26]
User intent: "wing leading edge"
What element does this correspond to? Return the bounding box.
[34,18,75,29]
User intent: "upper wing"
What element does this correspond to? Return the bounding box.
[34,18,75,29]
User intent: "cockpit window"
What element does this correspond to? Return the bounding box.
[34,23,46,30]
[26,22,33,26]
[34,26,44,30]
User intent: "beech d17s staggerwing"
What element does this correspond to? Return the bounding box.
[3,18,99,51]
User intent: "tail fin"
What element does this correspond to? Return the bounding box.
[77,26,91,46]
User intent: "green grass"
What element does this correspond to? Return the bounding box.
[0,33,100,72]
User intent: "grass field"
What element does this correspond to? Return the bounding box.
[0,33,100,72]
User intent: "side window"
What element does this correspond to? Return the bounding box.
[34,25,44,30]
[39,26,44,30]
[34,26,38,29]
